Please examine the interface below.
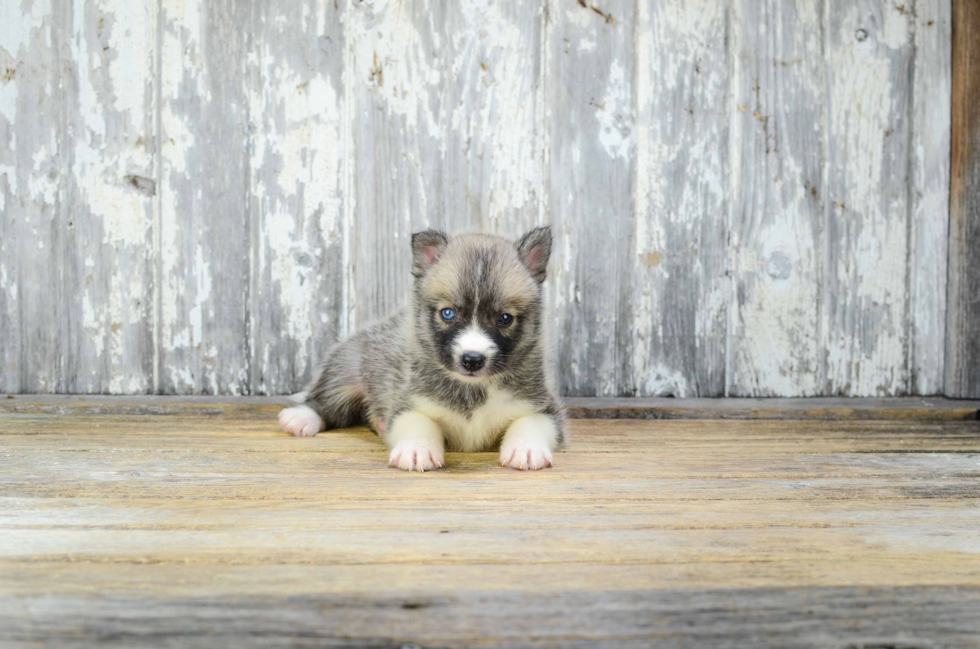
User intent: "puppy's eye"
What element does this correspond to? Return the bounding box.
[440,308,456,321]
[497,313,514,327]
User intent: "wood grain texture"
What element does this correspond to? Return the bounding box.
[824,0,914,396]
[549,0,636,396]
[3,395,980,420]
[65,0,157,395]
[349,0,438,325]
[157,0,251,395]
[2,587,979,648]
[0,1,69,393]
[2,411,980,645]
[632,0,729,398]
[910,0,951,396]
[946,0,980,398]
[729,0,824,396]
[246,0,348,395]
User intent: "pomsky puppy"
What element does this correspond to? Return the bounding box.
[277,226,567,471]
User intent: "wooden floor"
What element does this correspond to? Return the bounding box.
[2,398,980,647]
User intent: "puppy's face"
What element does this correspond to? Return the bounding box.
[412,228,552,382]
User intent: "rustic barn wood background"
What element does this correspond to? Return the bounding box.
[0,0,966,397]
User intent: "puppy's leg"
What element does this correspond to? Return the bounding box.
[386,411,445,472]
[279,343,366,437]
[499,414,559,471]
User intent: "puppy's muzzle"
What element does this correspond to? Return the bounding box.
[460,352,486,372]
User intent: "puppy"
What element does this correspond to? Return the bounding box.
[277,226,566,471]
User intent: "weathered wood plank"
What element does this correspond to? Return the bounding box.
[566,396,980,420]
[5,560,980,598]
[729,0,824,396]
[3,587,979,649]
[8,502,980,565]
[633,0,730,398]
[349,0,543,327]
[549,0,636,396]
[909,0,951,396]
[440,1,545,237]
[246,0,347,395]
[157,0,251,394]
[3,395,979,420]
[946,0,980,398]
[4,421,980,463]
[824,0,914,395]
[348,0,436,325]
[7,490,980,522]
[0,1,68,393]
[63,0,157,394]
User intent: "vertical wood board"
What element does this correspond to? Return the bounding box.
[633,0,729,397]
[823,0,914,396]
[946,0,980,398]
[246,0,348,395]
[157,0,251,394]
[64,0,157,394]
[909,0,950,396]
[350,0,544,327]
[729,0,825,396]
[0,0,67,393]
[548,0,636,397]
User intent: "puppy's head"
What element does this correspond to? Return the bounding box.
[411,227,552,383]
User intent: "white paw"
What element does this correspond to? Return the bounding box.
[278,405,323,437]
[389,440,444,472]
[500,439,553,471]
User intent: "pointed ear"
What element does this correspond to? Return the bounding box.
[515,226,552,284]
[411,229,449,278]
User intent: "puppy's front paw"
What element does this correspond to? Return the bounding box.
[500,439,553,471]
[278,405,323,437]
[389,440,444,472]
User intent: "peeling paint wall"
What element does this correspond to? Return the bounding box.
[0,0,954,396]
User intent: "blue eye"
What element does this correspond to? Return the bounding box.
[440,308,456,321]
[497,313,514,327]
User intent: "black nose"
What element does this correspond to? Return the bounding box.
[460,352,486,372]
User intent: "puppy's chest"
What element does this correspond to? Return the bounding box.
[413,388,536,452]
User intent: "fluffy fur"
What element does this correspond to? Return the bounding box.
[278,227,567,471]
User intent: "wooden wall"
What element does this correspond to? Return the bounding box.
[0,0,958,397]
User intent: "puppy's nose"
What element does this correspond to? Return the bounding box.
[460,352,486,372]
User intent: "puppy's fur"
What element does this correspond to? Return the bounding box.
[278,227,566,471]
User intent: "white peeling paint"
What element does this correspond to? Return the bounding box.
[595,60,633,160]
[446,0,543,224]
[103,0,153,125]
[354,0,441,134]
[824,1,911,395]
[187,240,212,349]
[28,145,58,203]
[0,0,50,63]
[82,293,106,359]
[728,0,825,396]
[0,67,18,126]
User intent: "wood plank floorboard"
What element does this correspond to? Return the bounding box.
[1,404,979,647]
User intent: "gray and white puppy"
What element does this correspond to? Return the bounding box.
[277,227,566,471]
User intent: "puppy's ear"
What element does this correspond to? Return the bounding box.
[515,226,552,284]
[411,230,449,278]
